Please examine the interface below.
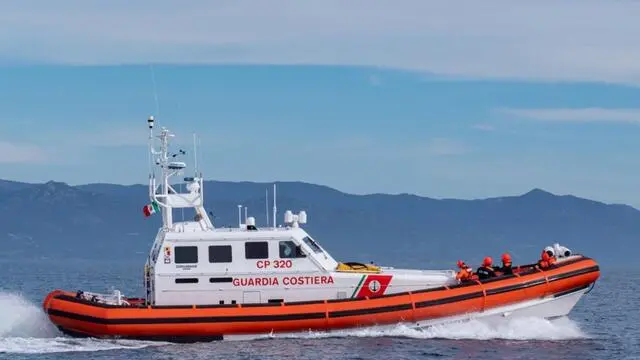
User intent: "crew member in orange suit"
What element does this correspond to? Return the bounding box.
[455,260,475,281]
[538,250,551,269]
[546,249,557,266]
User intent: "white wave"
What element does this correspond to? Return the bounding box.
[0,292,58,338]
[412,316,588,341]
[0,337,165,354]
[0,291,168,354]
[262,316,588,342]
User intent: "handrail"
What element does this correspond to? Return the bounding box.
[408,291,417,322]
[474,279,487,311]
[323,299,329,327]
[535,267,550,296]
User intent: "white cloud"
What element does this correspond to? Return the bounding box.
[0,141,48,163]
[496,108,640,123]
[2,1,640,84]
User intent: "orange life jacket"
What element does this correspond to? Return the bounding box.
[456,267,473,281]
[538,251,551,269]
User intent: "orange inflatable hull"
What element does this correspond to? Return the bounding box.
[43,256,599,342]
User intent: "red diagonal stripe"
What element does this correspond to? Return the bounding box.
[355,274,393,298]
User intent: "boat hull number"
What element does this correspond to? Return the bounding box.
[256,260,293,269]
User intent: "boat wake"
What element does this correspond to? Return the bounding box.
[0,292,167,354]
[260,316,589,342]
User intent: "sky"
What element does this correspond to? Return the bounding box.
[2,1,640,207]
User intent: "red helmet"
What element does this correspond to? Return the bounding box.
[482,256,493,266]
[457,260,465,268]
[501,253,512,264]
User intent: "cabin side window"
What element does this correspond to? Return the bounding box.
[245,241,269,259]
[209,245,232,263]
[174,246,198,264]
[175,278,199,284]
[279,240,306,258]
[302,236,323,254]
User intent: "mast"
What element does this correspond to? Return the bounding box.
[159,126,172,228]
[148,116,172,229]
[147,115,214,231]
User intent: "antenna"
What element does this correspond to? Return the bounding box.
[147,116,154,177]
[272,183,277,229]
[244,206,248,223]
[265,187,269,227]
[181,182,185,221]
[193,133,198,176]
[149,64,160,117]
[149,64,160,115]
[237,205,242,228]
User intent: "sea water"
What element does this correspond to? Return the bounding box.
[0,257,637,360]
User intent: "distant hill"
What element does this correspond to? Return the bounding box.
[0,179,636,268]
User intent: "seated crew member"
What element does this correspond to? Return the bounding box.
[476,256,497,279]
[537,250,551,269]
[545,249,557,266]
[455,260,475,281]
[498,253,513,275]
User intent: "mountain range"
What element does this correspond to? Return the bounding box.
[0,178,636,269]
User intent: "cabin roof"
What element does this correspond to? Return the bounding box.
[164,223,309,241]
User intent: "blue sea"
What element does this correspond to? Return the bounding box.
[0,257,637,360]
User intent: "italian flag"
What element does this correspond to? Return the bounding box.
[143,201,160,217]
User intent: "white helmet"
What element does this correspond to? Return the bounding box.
[553,243,572,258]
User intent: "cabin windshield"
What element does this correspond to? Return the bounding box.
[302,236,323,254]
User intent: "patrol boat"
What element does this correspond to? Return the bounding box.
[43,116,600,342]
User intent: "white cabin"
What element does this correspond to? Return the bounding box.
[142,118,457,306]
